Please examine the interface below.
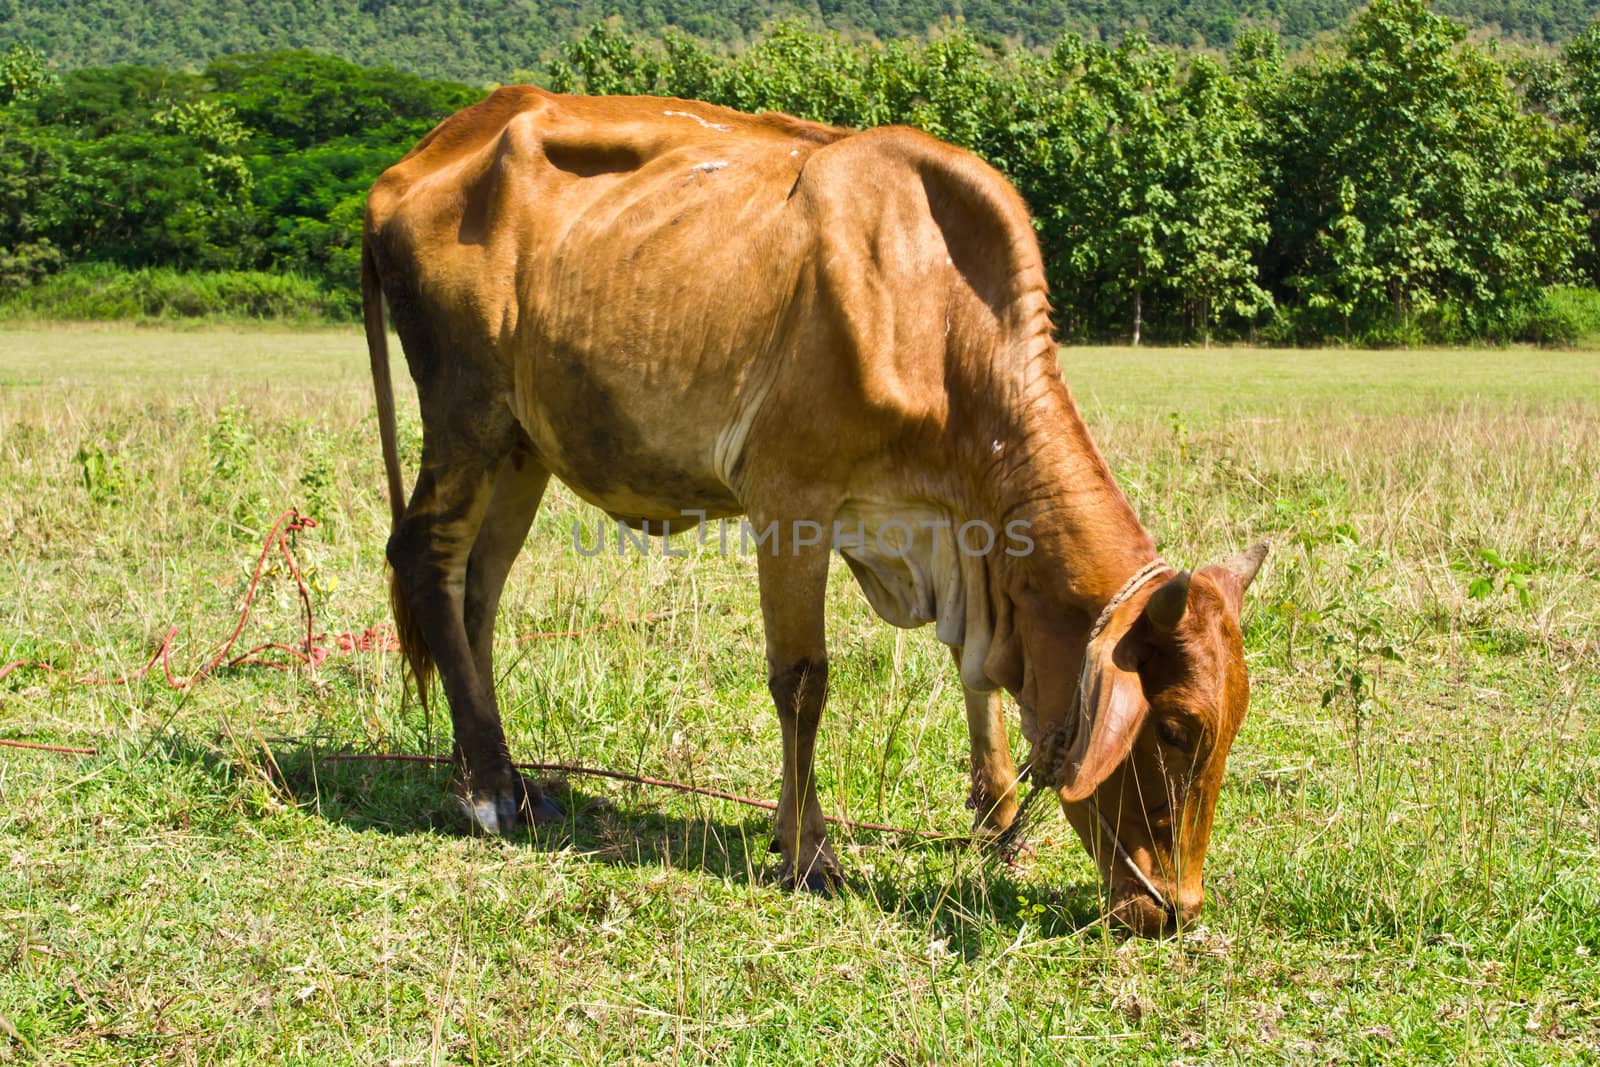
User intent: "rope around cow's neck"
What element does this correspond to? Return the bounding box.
[999,557,1174,915]
[1088,558,1173,648]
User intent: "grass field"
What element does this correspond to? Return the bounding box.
[1,325,1597,1063]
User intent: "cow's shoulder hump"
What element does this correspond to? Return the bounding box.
[796,124,1045,321]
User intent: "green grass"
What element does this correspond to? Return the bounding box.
[2,328,1597,1063]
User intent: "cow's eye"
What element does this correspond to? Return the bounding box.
[1155,717,1197,751]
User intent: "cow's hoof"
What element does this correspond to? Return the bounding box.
[518,776,565,824]
[776,849,843,895]
[967,784,1020,839]
[459,778,563,835]
[460,792,521,835]
[783,867,840,895]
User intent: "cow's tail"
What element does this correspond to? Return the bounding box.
[363,239,435,702]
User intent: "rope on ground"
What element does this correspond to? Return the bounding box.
[0,739,966,843]
[0,509,323,690]
[0,738,100,756]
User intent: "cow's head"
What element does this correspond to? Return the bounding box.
[1053,544,1266,936]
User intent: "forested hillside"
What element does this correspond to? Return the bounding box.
[5,0,1600,344]
[2,0,1597,83]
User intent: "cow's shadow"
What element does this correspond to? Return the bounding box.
[260,742,1111,948]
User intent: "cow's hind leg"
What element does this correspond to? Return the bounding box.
[461,448,561,824]
[389,445,528,835]
[757,538,841,892]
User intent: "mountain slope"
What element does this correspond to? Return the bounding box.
[3,0,1595,83]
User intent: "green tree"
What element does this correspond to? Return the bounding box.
[0,46,67,290]
[1059,36,1186,345]
[2,64,259,276]
[1169,55,1273,342]
[1266,0,1582,342]
[1516,22,1600,287]
[208,52,482,287]
[206,51,479,151]
[1034,36,1270,343]
[0,43,56,104]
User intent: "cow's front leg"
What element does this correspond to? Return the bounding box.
[389,458,527,834]
[756,537,840,892]
[959,670,1020,841]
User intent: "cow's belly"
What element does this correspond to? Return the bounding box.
[511,342,744,526]
[544,446,742,530]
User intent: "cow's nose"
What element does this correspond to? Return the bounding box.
[1109,890,1174,937]
[1109,887,1202,937]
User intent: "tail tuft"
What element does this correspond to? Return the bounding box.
[389,565,435,705]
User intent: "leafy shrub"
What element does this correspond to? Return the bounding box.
[0,239,65,294]
[0,263,356,323]
[1511,286,1600,346]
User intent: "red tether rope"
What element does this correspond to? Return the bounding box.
[0,509,661,690]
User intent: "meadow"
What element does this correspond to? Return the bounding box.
[1,324,1596,1063]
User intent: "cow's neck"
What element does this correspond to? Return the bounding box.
[834,328,1157,728]
[942,325,1153,596]
[950,353,1159,729]
[989,375,1157,608]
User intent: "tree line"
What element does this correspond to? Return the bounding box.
[5,0,1600,343]
[4,0,1596,85]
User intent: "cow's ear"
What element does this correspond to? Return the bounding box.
[1143,570,1191,633]
[1060,624,1150,802]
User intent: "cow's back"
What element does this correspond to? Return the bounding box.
[365,88,1047,526]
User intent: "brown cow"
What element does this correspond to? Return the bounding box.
[362,87,1265,936]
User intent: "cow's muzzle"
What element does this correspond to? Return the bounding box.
[1108,883,1201,937]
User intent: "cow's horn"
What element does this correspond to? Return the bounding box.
[1143,570,1191,633]
[1222,542,1268,588]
